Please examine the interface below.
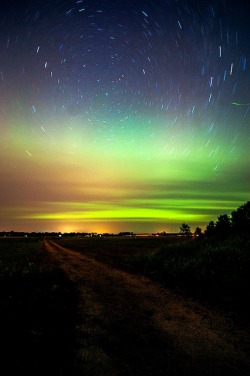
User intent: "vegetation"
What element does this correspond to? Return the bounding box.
[179,223,191,236]
[0,238,78,375]
[204,201,250,239]
[0,199,249,373]
[125,201,250,323]
[0,200,249,376]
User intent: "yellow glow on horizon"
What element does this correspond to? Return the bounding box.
[1,112,249,233]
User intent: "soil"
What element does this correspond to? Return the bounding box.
[42,239,250,376]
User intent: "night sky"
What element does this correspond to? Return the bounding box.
[0,0,249,234]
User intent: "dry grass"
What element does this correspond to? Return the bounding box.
[1,236,250,376]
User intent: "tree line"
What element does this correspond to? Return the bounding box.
[179,201,250,239]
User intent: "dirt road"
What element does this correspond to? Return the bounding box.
[44,239,250,376]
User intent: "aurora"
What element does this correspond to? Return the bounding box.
[0,1,249,234]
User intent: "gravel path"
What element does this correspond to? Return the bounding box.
[44,240,250,376]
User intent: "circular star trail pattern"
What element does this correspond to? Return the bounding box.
[0,0,249,233]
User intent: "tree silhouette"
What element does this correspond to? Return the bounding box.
[179,223,191,236]
[204,221,216,238]
[231,201,250,234]
[215,214,231,239]
[204,201,250,239]
[194,226,202,237]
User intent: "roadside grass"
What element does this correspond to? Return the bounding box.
[57,235,183,268]
[0,237,78,375]
[125,235,250,323]
[57,235,250,322]
[1,235,250,374]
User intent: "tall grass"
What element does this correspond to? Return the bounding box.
[125,235,250,321]
[0,237,45,278]
[0,237,78,375]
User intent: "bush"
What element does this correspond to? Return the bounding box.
[126,235,250,320]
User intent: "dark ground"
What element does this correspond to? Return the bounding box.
[1,237,250,375]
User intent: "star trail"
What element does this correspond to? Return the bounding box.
[0,0,249,234]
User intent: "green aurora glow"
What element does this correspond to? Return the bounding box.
[0,1,249,233]
[1,111,249,234]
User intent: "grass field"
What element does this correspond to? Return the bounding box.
[0,237,78,375]
[56,235,250,323]
[1,235,250,375]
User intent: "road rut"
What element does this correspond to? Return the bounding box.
[44,239,250,376]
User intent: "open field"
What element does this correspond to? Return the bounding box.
[0,237,77,375]
[1,236,250,375]
[56,235,250,323]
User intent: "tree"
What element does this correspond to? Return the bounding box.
[231,201,250,234]
[215,214,231,239]
[179,223,191,236]
[204,221,216,238]
[204,201,250,240]
[194,226,202,237]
